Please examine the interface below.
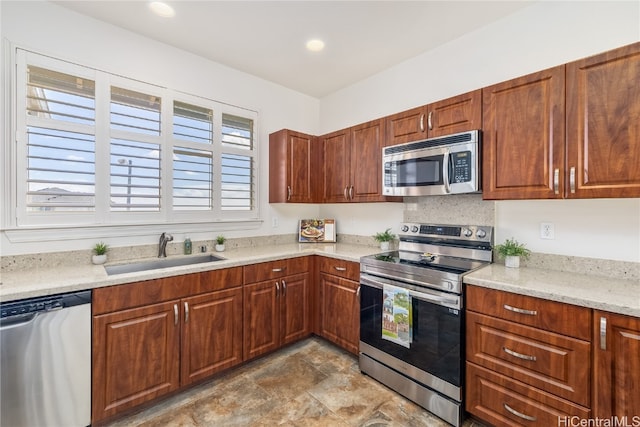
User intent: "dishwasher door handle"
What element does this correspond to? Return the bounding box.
[0,313,39,330]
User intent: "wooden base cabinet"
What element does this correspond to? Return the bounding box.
[319,257,360,354]
[92,301,180,423]
[92,268,243,424]
[243,258,311,360]
[593,310,640,420]
[466,285,592,426]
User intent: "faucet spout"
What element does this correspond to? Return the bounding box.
[158,232,173,257]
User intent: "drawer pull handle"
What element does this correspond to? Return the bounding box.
[503,403,537,422]
[503,304,537,316]
[272,268,286,272]
[334,267,347,271]
[600,317,607,350]
[503,347,537,361]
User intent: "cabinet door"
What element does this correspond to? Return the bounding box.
[566,42,640,198]
[593,311,640,419]
[92,301,180,423]
[243,280,279,360]
[280,273,310,345]
[428,90,482,137]
[385,105,429,146]
[349,119,386,202]
[269,129,317,203]
[482,65,565,200]
[322,129,351,202]
[181,287,243,386]
[320,273,360,354]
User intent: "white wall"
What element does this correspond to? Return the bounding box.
[1,1,639,262]
[318,1,640,262]
[0,1,320,255]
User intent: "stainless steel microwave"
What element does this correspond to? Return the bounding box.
[382,130,480,196]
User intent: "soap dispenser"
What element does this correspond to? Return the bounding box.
[184,237,192,255]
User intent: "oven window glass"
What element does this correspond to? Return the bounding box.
[360,284,462,387]
[393,156,443,187]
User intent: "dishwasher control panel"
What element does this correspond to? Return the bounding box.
[1,290,91,318]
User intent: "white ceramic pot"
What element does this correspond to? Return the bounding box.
[380,241,390,251]
[215,244,225,252]
[92,254,107,265]
[505,255,520,268]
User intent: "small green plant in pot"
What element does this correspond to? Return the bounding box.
[495,237,531,268]
[215,235,226,252]
[92,242,109,265]
[373,228,396,251]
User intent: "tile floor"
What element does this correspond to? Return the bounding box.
[107,337,484,427]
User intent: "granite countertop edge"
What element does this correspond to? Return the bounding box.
[464,264,640,318]
[0,243,380,302]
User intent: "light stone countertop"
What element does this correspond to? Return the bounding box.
[0,243,381,302]
[464,264,640,317]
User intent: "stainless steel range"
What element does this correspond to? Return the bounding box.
[359,223,493,427]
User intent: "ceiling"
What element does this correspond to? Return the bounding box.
[53,1,534,98]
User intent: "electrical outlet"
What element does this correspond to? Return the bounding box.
[272,217,279,228]
[540,222,555,239]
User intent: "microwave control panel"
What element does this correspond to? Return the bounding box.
[451,151,472,183]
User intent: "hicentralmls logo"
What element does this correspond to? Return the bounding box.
[558,416,640,427]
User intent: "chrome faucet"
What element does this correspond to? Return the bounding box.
[158,232,173,257]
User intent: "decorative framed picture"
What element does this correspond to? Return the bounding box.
[298,219,336,243]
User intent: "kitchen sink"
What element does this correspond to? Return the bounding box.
[104,254,225,276]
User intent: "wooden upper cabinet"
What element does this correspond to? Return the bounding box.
[385,105,428,146]
[321,128,351,202]
[321,119,395,203]
[349,119,386,201]
[269,129,318,203]
[482,65,566,200]
[428,89,482,137]
[385,90,482,146]
[566,42,640,198]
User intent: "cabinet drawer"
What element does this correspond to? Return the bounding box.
[467,312,591,407]
[319,257,359,281]
[243,257,309,283]
[466,285,592,340]
[467,363,591,426]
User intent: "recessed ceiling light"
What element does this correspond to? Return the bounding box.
[149,1,175,18]
[306,39,325,52]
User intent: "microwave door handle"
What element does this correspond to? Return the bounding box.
[442,150,451,193]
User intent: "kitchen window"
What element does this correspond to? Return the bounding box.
[12,49,258,229]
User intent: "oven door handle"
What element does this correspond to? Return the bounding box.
[360,275,460,309]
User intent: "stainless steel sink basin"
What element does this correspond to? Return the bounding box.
[104,254,225,276]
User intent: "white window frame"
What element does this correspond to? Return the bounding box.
[8,48,260,235]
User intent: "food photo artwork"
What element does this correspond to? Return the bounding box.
[298,219,336,243]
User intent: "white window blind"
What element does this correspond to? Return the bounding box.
[221,114,254,211]
[172,101,214,210]
[25,66,96,212]
[110,86,161,211]
[15,50,259,228]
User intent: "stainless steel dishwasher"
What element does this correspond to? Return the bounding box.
[1,290,92,427]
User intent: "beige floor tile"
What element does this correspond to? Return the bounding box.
[105,337,480,427]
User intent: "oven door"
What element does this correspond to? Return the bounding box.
[359,272,463,399]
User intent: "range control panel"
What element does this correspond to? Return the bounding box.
[399,222,493,244]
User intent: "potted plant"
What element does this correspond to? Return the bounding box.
[92,242,109,265]
[215,235,226,252]
[373,228,396,251]
[495,237,531,268]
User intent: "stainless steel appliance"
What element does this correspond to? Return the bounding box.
[382,130,481,197]
[359,223,493,426]
[1,290,92,427]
